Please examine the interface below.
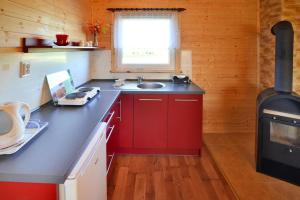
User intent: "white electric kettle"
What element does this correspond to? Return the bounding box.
[0,102,30,148]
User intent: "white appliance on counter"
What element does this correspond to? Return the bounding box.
[0,102,30,148]
[46,70,100,106]
[59,122,107,200]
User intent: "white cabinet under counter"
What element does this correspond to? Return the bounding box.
[59,122,107,200]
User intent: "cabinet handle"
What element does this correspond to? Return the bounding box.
[94,157,99,165]
[175,99,198,102]
[106,111,115,125]
[80,144,98,175]
[139,99,162,101]
[116,100,122,122]
[106,125,115,143]
[106,153,115,175]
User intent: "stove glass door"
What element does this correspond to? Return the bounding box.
[270,121,300,148]
[262,117,300,169]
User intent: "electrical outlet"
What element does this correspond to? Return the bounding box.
[20,62,31,77]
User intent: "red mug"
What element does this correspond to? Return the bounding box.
[55,34,69,45]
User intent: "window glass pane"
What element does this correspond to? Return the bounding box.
[114,12,179,70]
[122,48,170,65]
[119,18,172,65]
[120,18,171,49]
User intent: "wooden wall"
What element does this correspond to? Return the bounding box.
[0,0,90,47]
[259,0,282,89]
[283,0,300,93]
[0,0,91,110]
[260,0,300,93]
[91,0,258,134]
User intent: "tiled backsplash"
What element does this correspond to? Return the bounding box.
[89,50,192,80]
[0,49,192,111]
[0,51,90,110]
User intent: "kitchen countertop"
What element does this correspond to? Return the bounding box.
[87,79,205,94]
[0,90,120,184]
[0,80,204,184]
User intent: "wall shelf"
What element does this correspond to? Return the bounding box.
[23,38,104,53]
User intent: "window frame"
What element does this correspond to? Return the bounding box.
[111,11,181,73]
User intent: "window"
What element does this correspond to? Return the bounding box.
[113,11,180,72]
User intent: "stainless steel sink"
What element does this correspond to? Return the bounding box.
[137,82,165,89]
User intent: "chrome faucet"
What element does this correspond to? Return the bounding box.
[137,76,143,84]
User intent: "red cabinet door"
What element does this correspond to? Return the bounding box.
[0,182,57,200]
[134,94,168,149]
[168,94,203,150]
[118,94,134,148]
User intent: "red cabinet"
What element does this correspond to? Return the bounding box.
[0,182,57,200]
[118,93,203,155]
[134,94,168,149]
[104,98,120,177]
[168,94,203,152]
[0,93,204,198]
[118,94,134,149]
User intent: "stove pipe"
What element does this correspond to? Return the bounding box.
[271,21,294,93]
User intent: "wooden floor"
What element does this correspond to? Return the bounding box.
[204,133,300,200]
[108,147,236,200]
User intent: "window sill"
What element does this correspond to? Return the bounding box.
[110,68,178,73]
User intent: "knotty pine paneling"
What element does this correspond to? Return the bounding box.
[283,0,300,93]
[0,0,90,47]
[91,0,258,134]
[259,0,282,90]
[0,0,91,110]
[260,0,300,93]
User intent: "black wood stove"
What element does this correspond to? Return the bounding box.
[256,21,300,185]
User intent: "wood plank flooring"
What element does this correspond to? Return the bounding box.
[204,133,300,200]
[108,147,236,200]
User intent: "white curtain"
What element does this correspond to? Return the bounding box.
[114,11,180,50]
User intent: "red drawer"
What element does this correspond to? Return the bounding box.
[104,99,120,177]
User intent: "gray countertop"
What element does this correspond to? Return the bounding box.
[0,80,204,184]
[87,79,205,94]
[0,90,120,184]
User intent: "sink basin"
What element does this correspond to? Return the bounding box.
[137,82,165,89]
